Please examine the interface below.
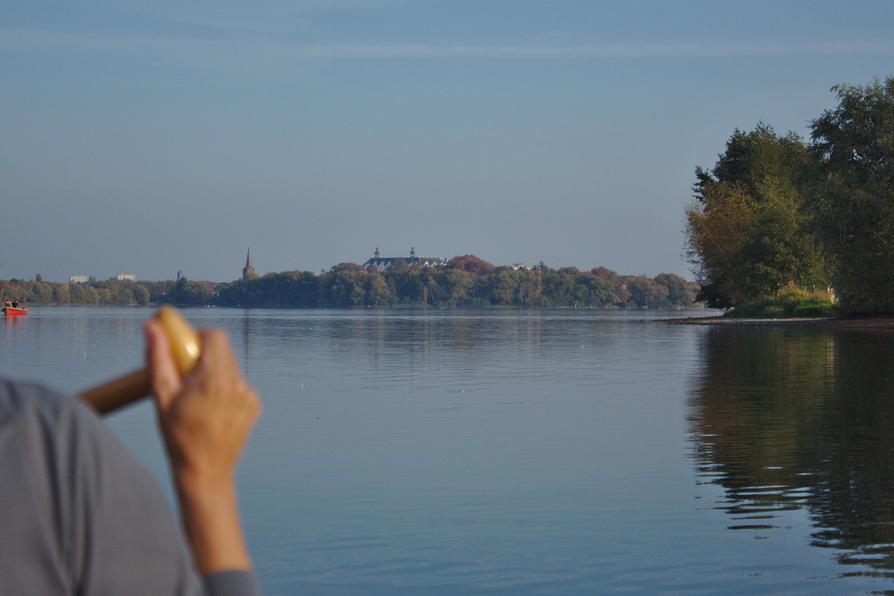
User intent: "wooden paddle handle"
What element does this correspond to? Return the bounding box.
[77,307,201,416]
[78,368,152,415]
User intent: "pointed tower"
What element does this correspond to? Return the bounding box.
[242,247,257,281]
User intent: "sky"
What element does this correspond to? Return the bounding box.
[2,0,893,283]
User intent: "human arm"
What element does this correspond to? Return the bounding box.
[144,322,261,577]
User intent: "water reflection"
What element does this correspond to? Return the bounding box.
[690,327,894,578]
[232,312,626,405]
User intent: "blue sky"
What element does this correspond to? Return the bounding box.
[2,1,893,282]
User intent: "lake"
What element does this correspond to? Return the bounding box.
[3,307,894,594]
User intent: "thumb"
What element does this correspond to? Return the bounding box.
[145,319,182,412]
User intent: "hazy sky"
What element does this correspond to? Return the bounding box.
[2,1,893,282]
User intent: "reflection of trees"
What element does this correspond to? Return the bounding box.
[690,328,894,575]
[234,312,621,395]
[241,313,545,362]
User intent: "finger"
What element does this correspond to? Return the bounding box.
[145,320,182,411]
[195,329,238,387]
[198,329,232,363]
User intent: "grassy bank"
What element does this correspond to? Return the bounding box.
[725,287,836,319]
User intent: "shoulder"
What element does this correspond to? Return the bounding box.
[0,380,80,593]
[0,378,102,472]
[0,378,72,421]
[0,378,203,595]
[0,378,121,467]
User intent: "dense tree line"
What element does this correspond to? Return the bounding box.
[210,257,699,308]
[1,279,152,306]
[0,278,216,307]
[687,76,894,314]
[0,260,698,309]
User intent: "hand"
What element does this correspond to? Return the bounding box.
[144,321,261,573]
[145,323,261,488]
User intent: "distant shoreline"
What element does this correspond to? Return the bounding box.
[664,316,894,329]
[0,263,700,310]
[5,303,707,312]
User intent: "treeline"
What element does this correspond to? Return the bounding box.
[215,259,698,308]
[0,279,153,306]
[0,278,215,307]
[687,76,894,314]
[0,260,699,309]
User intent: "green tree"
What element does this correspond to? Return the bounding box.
[541,268,577,306]
[654,273,698,307]
[591,267,629,305]
[489,267,523,304]
[623,276,669,308]
[70,284,99,304]
[444,269,474,306]
[164,278,214,305]
[322,264,366,306]
[687,124,828,307]
[116,287,135,306]
[517,269,543,306]
[365,274,392,306]
[132,284,150,305]
[54,283,70,305]
[811,77,894,313]
[30,281,55,304]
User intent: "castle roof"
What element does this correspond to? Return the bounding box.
[362,247,446,270]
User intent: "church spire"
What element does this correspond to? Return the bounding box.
[242,247,257,281]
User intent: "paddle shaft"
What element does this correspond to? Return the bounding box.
[78,368,152,415]
[75,307,201,416]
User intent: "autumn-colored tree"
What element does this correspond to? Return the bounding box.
[447,255,495,275]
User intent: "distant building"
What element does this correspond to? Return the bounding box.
[69,275,89,284]
[115,273,137,282]
[363,246,447,271]
[242,248,257,281]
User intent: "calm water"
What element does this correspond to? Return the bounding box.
[4,307,894,594]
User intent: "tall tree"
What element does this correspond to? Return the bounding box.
[687,124,828,308]
[811,77,894,313]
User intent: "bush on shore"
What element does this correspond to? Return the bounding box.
[725,285,836,318]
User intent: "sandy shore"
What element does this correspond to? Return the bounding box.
[664,316,894,329]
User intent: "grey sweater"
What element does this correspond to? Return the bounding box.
[0,379,260,596]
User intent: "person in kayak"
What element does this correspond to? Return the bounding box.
[0,322,262,595]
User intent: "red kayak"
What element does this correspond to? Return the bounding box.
[2,307,27,316]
